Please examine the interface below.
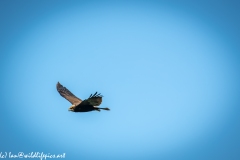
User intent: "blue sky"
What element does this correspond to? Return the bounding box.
[0,1,240,160]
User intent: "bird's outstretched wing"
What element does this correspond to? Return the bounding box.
[80,92,103,106]
[56,82,82,105]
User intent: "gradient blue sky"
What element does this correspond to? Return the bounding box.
[1,0,240,160]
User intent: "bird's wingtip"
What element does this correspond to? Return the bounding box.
[56,81,61,88]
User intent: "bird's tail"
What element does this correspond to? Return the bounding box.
[100,107,110,111]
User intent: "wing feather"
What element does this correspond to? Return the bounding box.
[80,92,103,106]
[56,82,82,105]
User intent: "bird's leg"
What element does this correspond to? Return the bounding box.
[94,107,101,112]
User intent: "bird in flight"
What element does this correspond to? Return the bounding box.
[56,82,110,112]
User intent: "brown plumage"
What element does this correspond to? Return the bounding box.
[56,82,110,112]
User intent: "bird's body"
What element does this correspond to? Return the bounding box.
[56,82,110,112]
[74,104,96,112]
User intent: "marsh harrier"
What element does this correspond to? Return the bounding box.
[56,82,110,112]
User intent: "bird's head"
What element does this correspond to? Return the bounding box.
[68,106,75,112]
